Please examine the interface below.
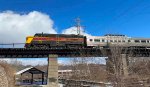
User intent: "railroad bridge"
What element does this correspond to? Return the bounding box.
[0,45,150,87]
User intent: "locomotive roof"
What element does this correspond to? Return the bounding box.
[34,33,85,37]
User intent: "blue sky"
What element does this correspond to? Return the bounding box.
[0,0,150,37]
[1,0,150,65]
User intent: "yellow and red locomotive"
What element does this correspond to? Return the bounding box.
[25,33,87,48]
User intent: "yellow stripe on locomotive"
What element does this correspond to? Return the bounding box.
[26,36,34,44]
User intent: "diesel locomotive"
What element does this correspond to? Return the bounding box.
[25,33,87,48]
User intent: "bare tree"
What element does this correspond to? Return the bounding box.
[105,43,150,87]
[70,57,107,82]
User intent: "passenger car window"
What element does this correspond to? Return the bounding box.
[94,39,100,42]
[135,40,140,43]
[89,39,93,42]
[102,39,105,42]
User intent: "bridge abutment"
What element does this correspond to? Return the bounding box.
[47,55,58,87]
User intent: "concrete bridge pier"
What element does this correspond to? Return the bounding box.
[106,57,115,74]
[121,54,129,77]
[106,54,129,77]
[47,55,58,87]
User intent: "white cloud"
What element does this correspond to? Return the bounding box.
[68,57,106,65]
[62,26,91,36]
[0,58,47,66]
[18,58,48,66]
[0,58,70,66]
[0,58,12,63]
[0,11,57,43]
[58,58,71,65]
[19,58,70,66]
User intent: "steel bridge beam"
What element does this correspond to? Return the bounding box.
[0,48,102,58]
[0,46,149,58]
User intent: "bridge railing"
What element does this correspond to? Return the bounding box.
[0,43,25,48]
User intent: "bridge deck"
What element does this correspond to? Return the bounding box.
[0,46,149,58]
[0,48,102,58]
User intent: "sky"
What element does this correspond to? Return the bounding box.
[0,0,150,65]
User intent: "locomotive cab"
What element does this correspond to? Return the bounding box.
[25,36,34,48]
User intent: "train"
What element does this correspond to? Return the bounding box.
[25,33,150,48]
[25,33,87,48]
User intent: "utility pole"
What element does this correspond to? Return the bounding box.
[75,18,81,35]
